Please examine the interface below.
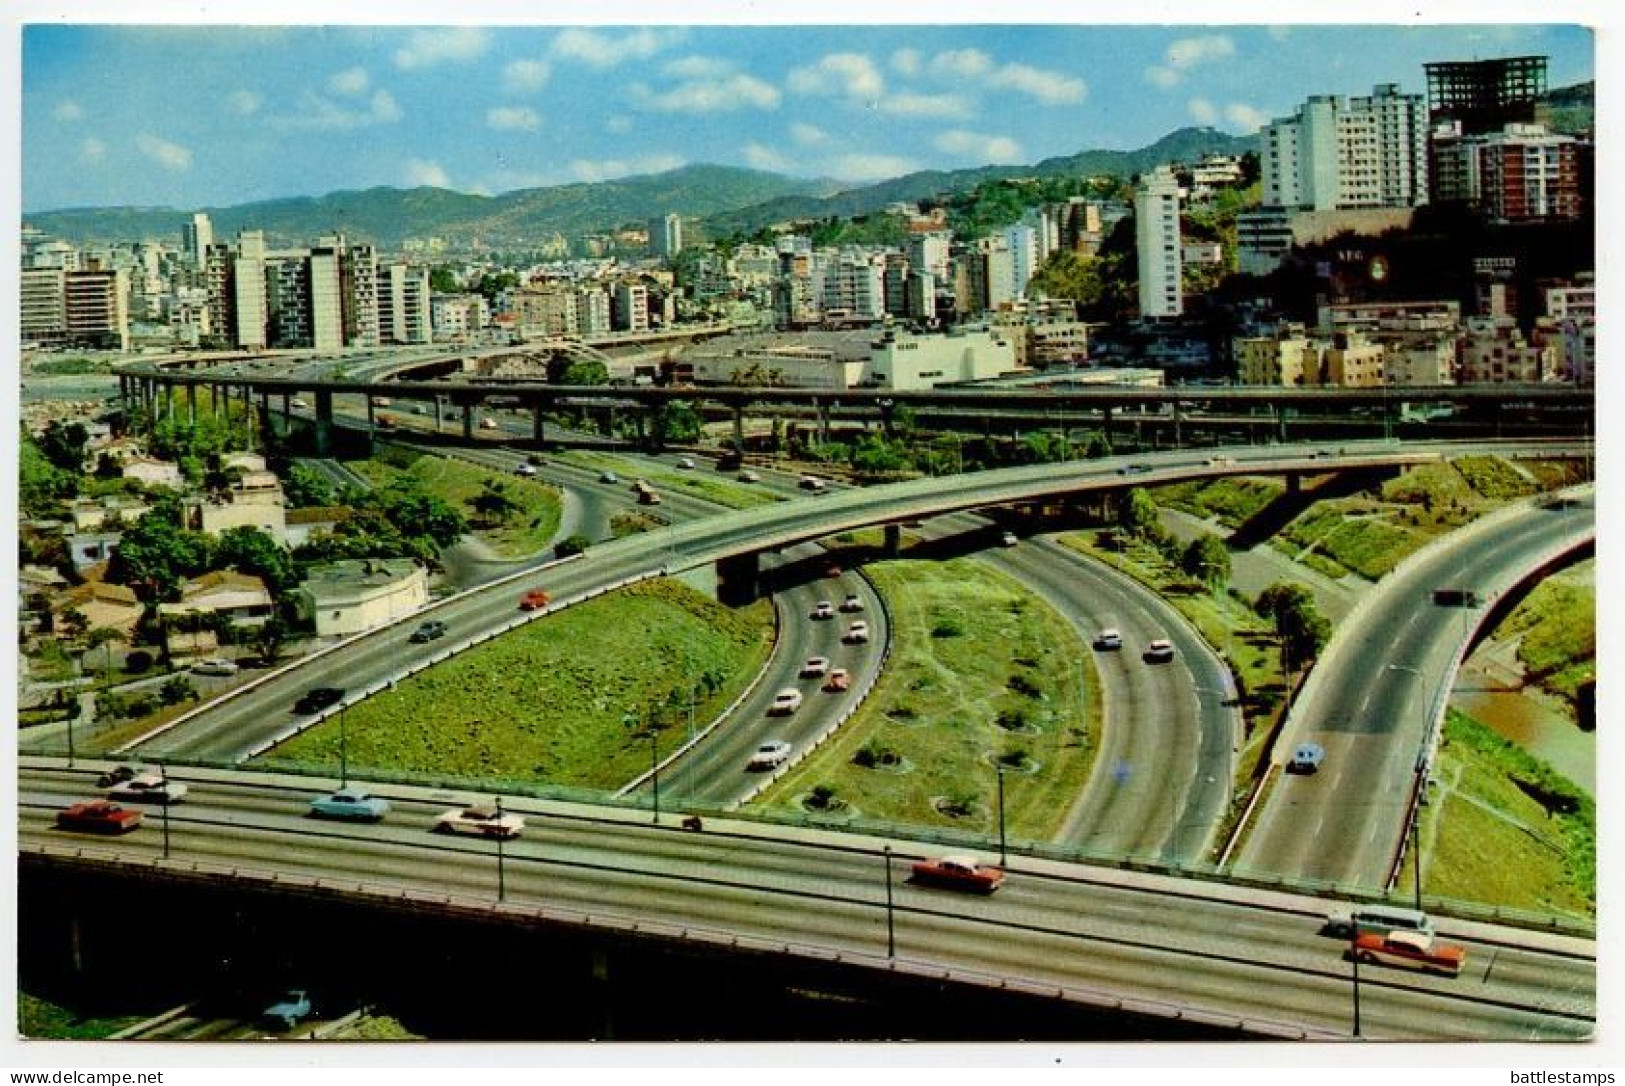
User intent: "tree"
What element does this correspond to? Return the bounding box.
[657,401,703,444]
[84,626,126,682]
[109,503,213,601]
[1119,487,1162,540]
[470,483,520,524]
[253,614,289,665]
[1020,430,1068,464]
[1255,582,1331,669]
[553,358,609,386]
[429,265,460,294]
[1181,535,1232,592]
[159,675,197,706]
[374,482,467,548]
[37,420,90,474]
[19,432,79,514]
[282,463,335,509]
[553,534,590,559]
[215,526,299,596]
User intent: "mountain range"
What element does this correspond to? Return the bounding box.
[20,79,1595,252]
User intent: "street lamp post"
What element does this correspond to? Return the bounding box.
[1412,806,1424,912]
[650,732,661,825]
[1351,926,1362,1038]
[495,797,506,902]
[339,707,348,787]
[160,765,171,861]
[883,845,895,960]
[996,765,1008,867]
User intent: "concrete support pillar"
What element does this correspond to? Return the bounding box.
[1172,404,1183,448]
[188,384,198,426]
[883,524,902,556]
[1285,472,1301,495]
[462,402,474,441]
[732,407,745,453]
[366,396,376,432]
[433,398,443,431]
[314,390,335,457]
[258,392,270,450]
[716,552,761,606]
[1100,405,1113,453]
[532,406,546,444]
[242,383,254,444]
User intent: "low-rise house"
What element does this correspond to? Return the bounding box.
[121,456,185,490]
[187,470,287,539]
[300,558,428,638]
[70,496,150,532]
[284,506,353,548]
[67,531,121,572]
[158,570,275,629]
[55,580,142,639]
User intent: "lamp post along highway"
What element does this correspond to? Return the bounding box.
[1351,925,1362,1038]
[883,846,895,960]
[160,765,171,860]
[650,732,661,826]
[496,797,506,903]
[339,707,348,787]
[996,765,1008,867]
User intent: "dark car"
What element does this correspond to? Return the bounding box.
[294,687,345,715]
[95,764,140,788]
[409,620,447,643]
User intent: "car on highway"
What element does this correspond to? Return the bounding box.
[518,589,551,611]
[96,764,140,788]
[799,476,828,492]
[737,470,761,483]
[599,470,620,484]
[1288,743,1326,773]
[768,689,804,715]
[800,656,831,678]
[1000,531,1019,547]
[676,456,696,469]
[294,686,345,714]
[1352,930,1466,977]
[526,453,546,466]
[843,621,871,644]
[514,463,538,477]
[56,800,143,834]
[1093,628,1123,651]
[822,668,851,693]
[189,657,240,677]
[1204,455,1236,467]
[480,417,499,430]
[637,488,662,506]
[409,620,447,643]
[108,772,187,805]
[308,787,391,822]
[432,803,523,839]
[747,740,793,770]
[1142,639,1175,663]
[1324,905,1433,940]
[1119,463,1153,475]
[910,855,1005,894]
[261,990,314,1031]
[810,601,835,621]
[291,397,310,409]
[839,594,865,613]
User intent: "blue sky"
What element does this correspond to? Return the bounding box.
[20,22,1596,213]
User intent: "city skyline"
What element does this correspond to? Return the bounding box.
[21,22,1595,214]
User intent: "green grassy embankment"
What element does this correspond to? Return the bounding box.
[752,558,1099,842]
[351,450,562,558]
[261,579,773,791]
[1405,709,1593,919]
[18,992,144,1040]
[1495,561,1595,710]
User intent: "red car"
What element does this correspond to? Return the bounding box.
[518,589,551,611]
[1352,930,1467,977]
[56,800,143,835]
[910,855,1004,894]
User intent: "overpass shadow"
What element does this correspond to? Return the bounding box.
[1226,467,1396,551]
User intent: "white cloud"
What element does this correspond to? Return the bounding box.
[1224,102,1270,131]
[569,154,685,183]
[327,66,369,97]
[227,90,261,116]
[52,100,85,123]
[744,143,793,172]
[933,129,1022,163]
[487,106,542,131]
[640,74,780,113]
[606,116,634,134]
[405,158,451,188]
[791,123,829,146]
[788,53,884,101]
[828,152,916,182]
[879,93,972,120]
[891,48,921,77]
[503,59,552,93]
[136,133,192,171]
[394,28,489,70]
[272,88,402,131]
[928,49,993,80]
[1144,66,1180,90]
[78,137,105,163]
[1166,34,1235,70]
[988,63,1086,105]
[1188,98,1220,125]
[663,55,733,80]
[551,28,682,69]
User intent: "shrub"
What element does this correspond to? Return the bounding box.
[553,534,590,559]
[1008,674,1043,699]
[124,650,154,674]
[995,707,1029,731]
[931,619,964,639]
[807,784,839,810]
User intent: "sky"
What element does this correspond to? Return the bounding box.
[16,17,1598,214]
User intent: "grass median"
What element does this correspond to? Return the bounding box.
[750,557,1099,843]
[351,450,563,558]
[259,579,774,792]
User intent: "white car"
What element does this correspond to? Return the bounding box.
[514,463,538,477]
[843,621,871,645]
[809,601,835,621]
[189,657,240,677]
[747,740,793,770]
[676,456,696,469]
[480,417,499,430]
[109,772,188,805]
[800,656,831,678]
[432,803,523,839]
[1092,629,1123,651]
[1143,639,1175,663]
[838,594,865,613]
[291,397,310,409]
[768,689,803,715]
[1000,531,1019,547]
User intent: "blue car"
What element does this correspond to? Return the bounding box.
[308,787,390,822]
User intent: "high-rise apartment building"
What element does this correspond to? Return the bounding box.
[1432,123,1586,222]
[64,268,130,351]
[649,213,683,260]
[612,281,650,333]
[1425,55,1546,136]
[341,241,380,348]
[1135,166,1183,319]
[377,263,432,344]
[183,212,214,268]
[21,269,67,347]
[1261,84,1429,211]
